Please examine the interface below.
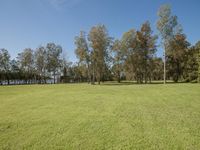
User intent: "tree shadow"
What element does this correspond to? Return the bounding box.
[99,81,188,86]
[100,81,135,86]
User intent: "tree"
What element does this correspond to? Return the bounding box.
[75,31,91,83]
[138,21,157,83]
[46,43,62,84]
[196,41,200,83]
[17,48,35,84]
[167,33,190,82]
[121,29,138,81]
[198,48,200,83]
[182,46,198,82]
[157,4,179,83]
[121,22,157,83]
[10,59,20,84]
[151,57,163,81]
[0,49,11,84]
[35,46,47,83]
[88,25,111,84]
[111,40,124,82]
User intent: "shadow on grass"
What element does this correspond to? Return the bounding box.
[99,81,188,86]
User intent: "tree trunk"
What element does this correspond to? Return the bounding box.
[53,71,56,84]
[118,78,121,83]
[87,63,91,84]
[6,75,10,85]
[98,72,101,84]
[145,71,148,84]
[91,64,95,85]
[118,72,121,83]
[163,45,166,84]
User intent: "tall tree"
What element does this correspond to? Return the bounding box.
[0,49,11,84]
[17,48,34,84]
[111,40,124,82]
[46,43,62,84]
[152,57,164,81]
[198,48,200,83]
[121,29,137,81]
[121,22,157,84]
[88,25,111,84]
[167,33,190,82]
[183,46,198,82]
[157,4,179,83]
[138,21,157,83]
[10,59,20,84]
[35,46,47,83]
[75,31,91,83]
[196,41,200,83]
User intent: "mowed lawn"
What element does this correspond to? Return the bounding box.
[0,83,200,150]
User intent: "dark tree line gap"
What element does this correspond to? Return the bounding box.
[0,4,200,85]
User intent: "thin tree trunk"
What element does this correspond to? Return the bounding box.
[6,74,10,85]
[118,71,121,83]
[53,71,56,84]
[91,63,95,85]
[87,63,90,84]
[164,45,166,84]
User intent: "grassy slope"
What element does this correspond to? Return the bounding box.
[0,83,200,150]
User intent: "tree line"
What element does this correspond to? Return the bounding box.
[0,4,200,85]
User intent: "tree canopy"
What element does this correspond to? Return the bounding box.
[0,4,199,85]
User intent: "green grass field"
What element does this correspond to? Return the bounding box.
[0,83,200,149]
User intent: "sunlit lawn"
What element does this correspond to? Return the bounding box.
[0,83,200,149]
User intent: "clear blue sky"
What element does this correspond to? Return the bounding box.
[0,0,200,62]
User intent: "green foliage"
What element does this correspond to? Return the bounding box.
[75,31,90,63]
[0,5,200,84]
[167,34,190,82]
[88,25,111,84]
[35,46,47,80]
[157,4,180,83]
[46,43,62,83]
[17,48,34,72]
[157,4,179,41]
[0,49,10,72]
[199,55,200,83]
[0,49,11,84]
[75,31,91,83]
[197,43,200,83]
[182,46,198,82]
[111,40,124,82]
[120,22,158,83]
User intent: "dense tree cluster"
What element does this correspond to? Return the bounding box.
[0,43,64,85]
[0,4,200,85]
